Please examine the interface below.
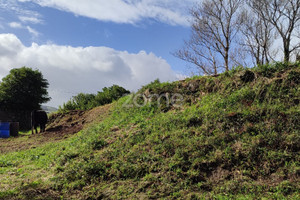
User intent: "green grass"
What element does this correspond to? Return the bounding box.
[0,63,299,199]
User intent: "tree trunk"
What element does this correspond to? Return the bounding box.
[284,42,290,63]
[225,48,229,71]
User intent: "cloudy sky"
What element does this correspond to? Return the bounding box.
[0,0,197,107]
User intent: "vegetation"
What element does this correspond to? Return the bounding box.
[250,0,300,63]
[0,67,50,111]
[0,67,50,129]
[175,0,244,74]
[176,0,300,74]
[0,63,299,199]
[58,85,130,112]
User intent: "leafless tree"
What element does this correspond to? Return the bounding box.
[175,30,220,75]
[175,0,244,75]
[251,0,300,62]
[240,9,275,65]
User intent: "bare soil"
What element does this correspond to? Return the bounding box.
[0,104,111,154]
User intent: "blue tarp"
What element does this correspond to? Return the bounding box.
[0,122,10,130]
[0,130,10,138]
[0,122,10,138]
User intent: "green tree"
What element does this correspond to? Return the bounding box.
[94,85,130,105]
[59,85,130,112]
[61,93,96,111]
[0,67,50,111]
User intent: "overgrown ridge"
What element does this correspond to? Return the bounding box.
[0,63,299,199]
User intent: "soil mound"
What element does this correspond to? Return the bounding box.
[0,104,111,153]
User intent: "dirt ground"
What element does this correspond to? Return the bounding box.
[0,104,111,154]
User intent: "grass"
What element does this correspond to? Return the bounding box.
[0,62,299,199]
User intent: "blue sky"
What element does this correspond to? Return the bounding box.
[0,0,197,107]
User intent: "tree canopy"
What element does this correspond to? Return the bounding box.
[0,67,50,111]
[59,85,130,112]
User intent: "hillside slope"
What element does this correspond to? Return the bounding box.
[0,63,299,199]
[0,104,111,154]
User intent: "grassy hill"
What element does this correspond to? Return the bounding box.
[0,63,299,199]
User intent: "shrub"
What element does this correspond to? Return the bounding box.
[59,85,130,112]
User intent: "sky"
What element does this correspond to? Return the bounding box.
[0,0,197,107]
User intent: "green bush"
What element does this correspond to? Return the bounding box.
[59,85,130,112]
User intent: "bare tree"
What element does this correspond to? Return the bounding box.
[251,0,300,62]
[240,9,275,65]
[175,0,244,75]
[175,30,220,75]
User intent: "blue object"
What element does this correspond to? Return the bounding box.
[0,122,10,130]
[0,122,10,138]
[0,130,10,138]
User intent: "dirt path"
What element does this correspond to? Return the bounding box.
[0,104,111,154]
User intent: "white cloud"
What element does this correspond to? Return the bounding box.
[9,22,23,28]
[8,21,40,37]
[0,0,41,19]
[0,34,178,107]
[0,0,42,37]
[19,16,43,24]
[26,26,39,37]
[23,0,196,26]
